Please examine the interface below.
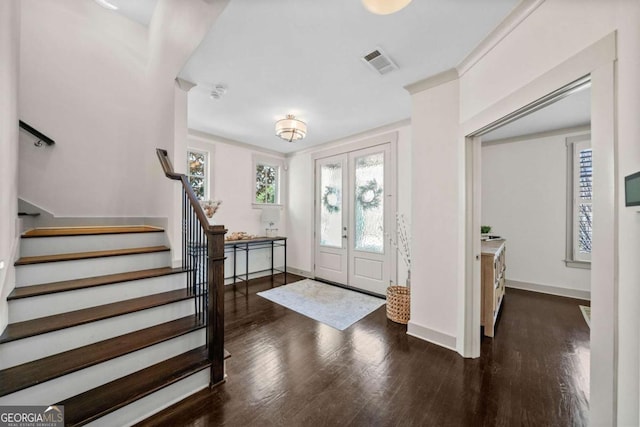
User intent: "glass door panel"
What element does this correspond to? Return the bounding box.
[320,163,343,248]
[354,152,384,253]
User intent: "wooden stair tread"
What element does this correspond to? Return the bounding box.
[0,316,205,397]
[22,226,163,238]
[8,267,186,300]
[59,346,211,427]
[0,289,192,344]
[14,246,170,266]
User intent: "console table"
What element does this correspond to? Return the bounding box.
[224,236,287,293]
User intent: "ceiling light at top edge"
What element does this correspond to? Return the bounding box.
[94,0,119,10]
[362,0,412,15]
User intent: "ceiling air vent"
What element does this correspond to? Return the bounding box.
[362,48,397,75]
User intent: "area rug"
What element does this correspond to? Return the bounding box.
[580,305,591,328]
[257,279,385,330]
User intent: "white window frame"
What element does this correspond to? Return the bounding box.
[565,134,591,268]
[252,155,285,208]
[186,148,209,201]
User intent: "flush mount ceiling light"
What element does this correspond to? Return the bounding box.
[275,115,307,142]
[94,0,119,10]
[362,0,412,15]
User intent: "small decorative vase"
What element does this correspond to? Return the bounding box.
[207,216,216,225]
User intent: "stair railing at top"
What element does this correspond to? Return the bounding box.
[19,120,55,146]
[156,148,226,387]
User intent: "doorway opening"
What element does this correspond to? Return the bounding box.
[477,77,592,338]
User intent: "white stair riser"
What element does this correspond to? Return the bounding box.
[9,273,187,323]
[16,252,171,286]
[88,369,210,427]
[0,329,205,406]
[0,300,194,370]
[20,233,167,257]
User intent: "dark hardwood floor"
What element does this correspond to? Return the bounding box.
[138,275,590,426]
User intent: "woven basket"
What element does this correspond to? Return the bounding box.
[386,285,410,324]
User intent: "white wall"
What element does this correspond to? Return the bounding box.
[407,77,460,350]
[482,130,591,296]
[0,0,20,334]
[409,0,640,424]
[18,0,226,220]
[286,151,314,274]
[286,123,412,282]
[187,132,288,280]
[187,132,287,237]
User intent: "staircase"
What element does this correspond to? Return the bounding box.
[0,226,219,426]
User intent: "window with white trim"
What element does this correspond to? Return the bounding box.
[187,149,208,200]
[566,134,591,267]
[252,155,284,206]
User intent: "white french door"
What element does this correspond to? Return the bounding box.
[314,144,391,296]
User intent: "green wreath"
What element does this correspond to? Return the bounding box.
[357,179,382,210]
[323,186,340,213]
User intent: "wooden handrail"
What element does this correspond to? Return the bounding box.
[156,148,226,387]
[156,148,214,233]
[156,148,181,180]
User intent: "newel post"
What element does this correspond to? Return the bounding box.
[207,224,226,387]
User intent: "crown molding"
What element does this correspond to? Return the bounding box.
[456,0,546,77]
[404,69,459,95]
[286,118,410,158]
[175,77,197,92]
[188,128,285,157]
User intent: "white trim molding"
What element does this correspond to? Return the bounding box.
[286,267,314,278]
[288,119,409,158]
[188,129,284,157]
[404,68,459,95]
[506,280,590,301]
[407,321,457,352]
[174,78,197,92]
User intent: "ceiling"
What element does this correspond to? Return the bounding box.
[112,0,522,153]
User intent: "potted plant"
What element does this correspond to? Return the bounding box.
[387,213,411,324]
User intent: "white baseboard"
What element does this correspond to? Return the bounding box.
[506,280,590,301]
[407,321,457,352]
[286,267,313,278]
